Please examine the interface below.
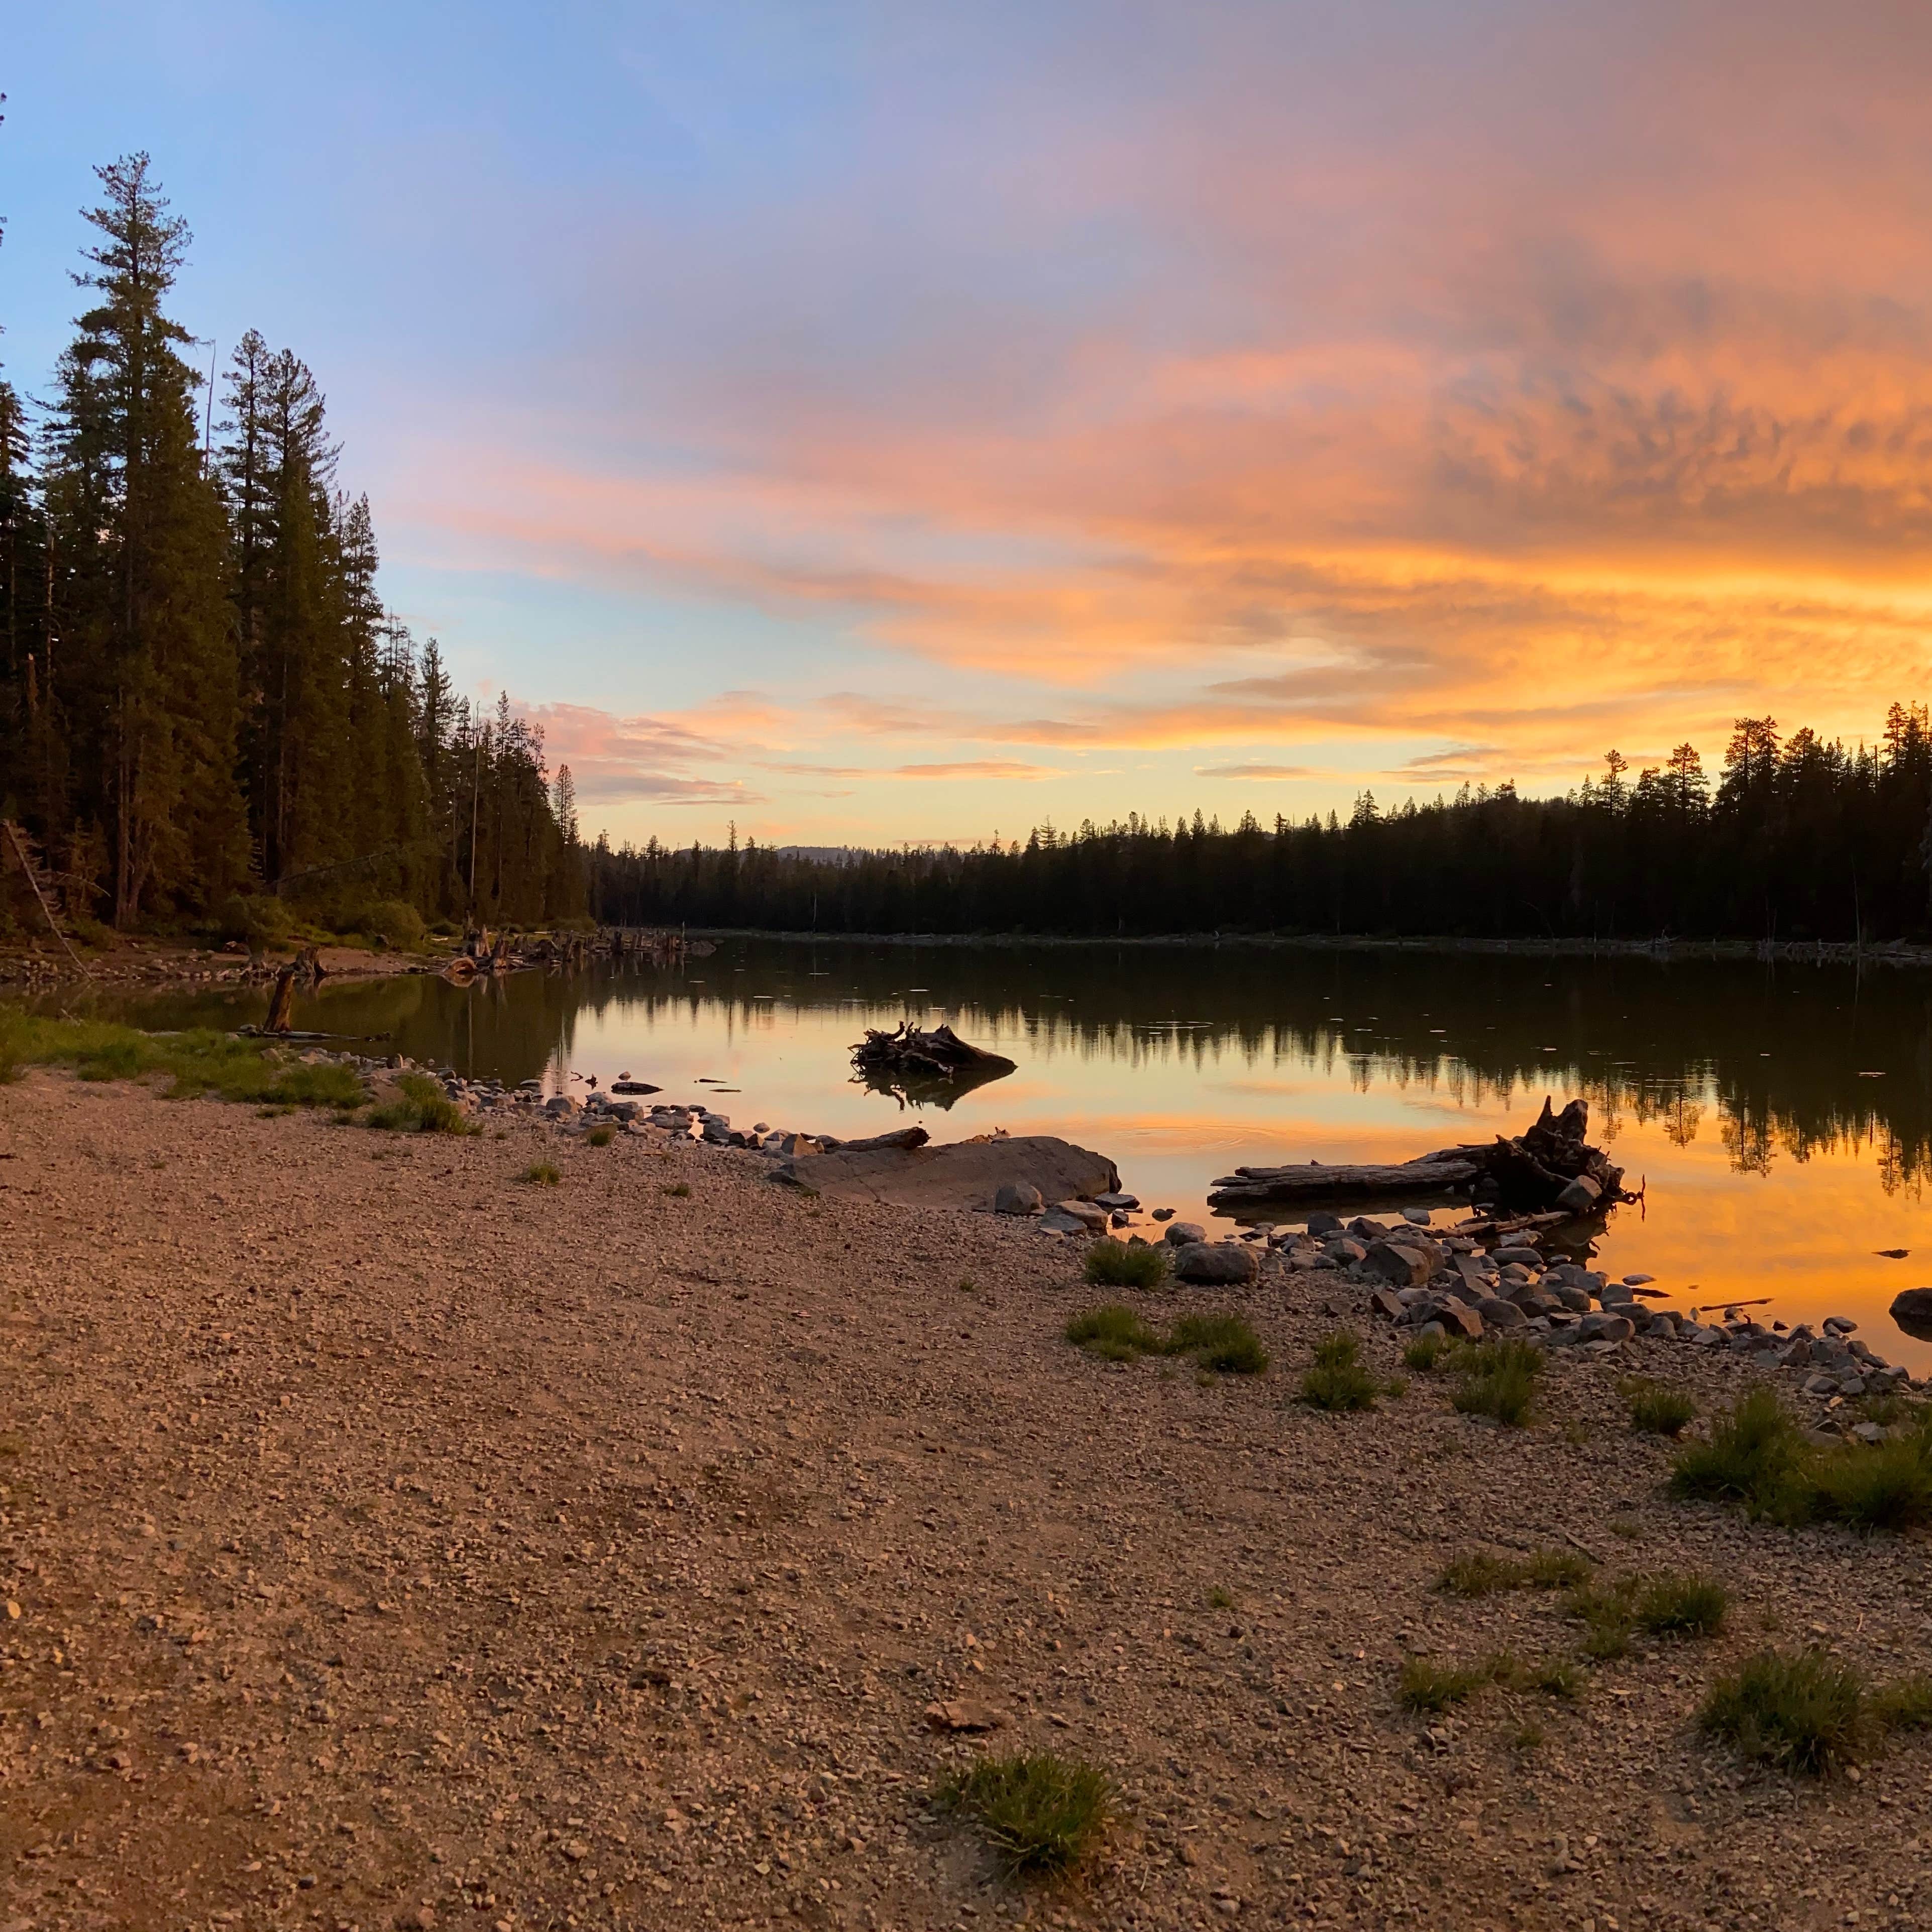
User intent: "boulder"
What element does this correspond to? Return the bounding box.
[1164,1221,1207,1247]
[1888,1287,1932,1339]
[1577,1312,1635,1344]
[1474,1296,1527,1329]
[1305,1211,1345,1237]
[1095,1191,1140,1211]
[1364,1240,1433,1289]
[1347,1216,1391,1242]
[772,1133,1118,1209]
[1368,1288,1406,1321]
[1491,1244,1543,1268]
[1173,1242,1261,1285]
[994,1181,1043,1216]
[1323,1237,1368,1265]
[1437,1299,1484,1341]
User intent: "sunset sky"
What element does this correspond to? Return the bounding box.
[8,2,1932,847]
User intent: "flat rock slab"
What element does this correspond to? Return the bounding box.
[772,1134,1119,1210]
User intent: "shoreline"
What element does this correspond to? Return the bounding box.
[3,1066,1929,1927]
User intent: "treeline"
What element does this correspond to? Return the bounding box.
[589,711,1932,942]
[0,154,582,935]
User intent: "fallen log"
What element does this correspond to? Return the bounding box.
[1207,1097,1628,1216]
[850,1021,1015,1085]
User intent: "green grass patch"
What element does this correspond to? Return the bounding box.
[0,1009,367,1107]
[1170,1312,1269,1375]
[1699,1649,1865,1776]
[1206,1585,1236,1610]
[1063,1305,1268,1373]
[933,1751,1114,1877]
[1870,1673,1932,1732]
[519,1161,561,1187]
[1403,1332,1454,1372]
[1397,1656,1489,1712]
[1299,1330,1378,1412]
[1624,1378,1698,1437]
[1564,1569,1729,1656]
[1065,1303,1164,1363]
[364,1072,478,1135]
[1673,1388,1932,1531]
[1083,1238,1166,1289]
[1450,1338,1542,1427]
[1437,1548,1590,1596]
[585,1124,615,1147]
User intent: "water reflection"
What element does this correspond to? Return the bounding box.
[47,938,1932,1368]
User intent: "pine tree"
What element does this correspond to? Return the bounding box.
[43,154,245,922]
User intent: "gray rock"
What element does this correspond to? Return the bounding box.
[1802,1373,1838,1398]
[994,1180,1043,1215]
[1822,1316,1858,1335]
[1305,1211,1345,1237]
[1889,1286,1932,1333]
[1173,1241,1261,1285]
[1323,1237,1368,1265]
[1347,1217,1391,1242]
[1400,1206,1434,1226]
[1779,1337,1813,1367]
[1094,1190,1140,1211]
[1151,1207,1176,1222]
[1369,1288,1407,1321]
[1577,1312,1635,1344]
[1437,1299,1484,1341]
[1038,1210,1091,1235]
[1491,1245,1544,1269]
[1622,1272,1655,1287]
[1852,1421,1889,1446]
[1554,1284,1592,1315]
[1474,1296,1527,1329]
[1164,1221,1207,1247]
[1052,1198,1109,1233]
[545,1095,578,1117]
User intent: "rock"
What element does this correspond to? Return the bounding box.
[994,1182,1043,1216]
[1368,1289,1407,1321]
[1111,1209,1131,1227]
[1437,1299,1484,1340]
[1052,1199,1109,1232]
[1822,1316,1858,1335]
[1414,1319,1447,1343]
[1173,1242,1261,1285]
[1622,1272,1655,1287]
[545,1096,578,1117]
[1305,1211,1344,1237]
[1038,1210,1091,1235]
[1779,1338,1814,1367]
[1400,1206,1433,1226]
[1491,1244,1543,1268]
[1323,1237,1368,1265]
[1095,1191,1140,1211]
[1555,1174,1602,1214]
[1888,1287,1932,1337]
[1802,1373,1838,1398]
[1164,1221,1207,1247]
[1851,1421,1888,1446]
[1577,1312,1635,1344]
[1474,1296,1527,1329]
[1347,1216,1391,1242]
[924,1699,1005,1734]
[774,1133,1117,1208]
[1152,1207,1176,1222]
[1364,1240,1433,1289]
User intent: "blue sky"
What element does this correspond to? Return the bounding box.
[7,3,1932,845]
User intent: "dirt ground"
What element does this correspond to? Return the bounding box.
[2,1069,1927,1932]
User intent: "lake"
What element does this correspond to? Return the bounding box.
[63,935,1932,1372]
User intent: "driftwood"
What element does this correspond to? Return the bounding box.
[264,964,299,1034]
[1208,1097,1628,1216]
[851,1022,1014,1083]
[3,820,92,977]
[835,1126,931,1154]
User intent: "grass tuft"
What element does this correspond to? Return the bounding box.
[933,1751,1113,1876]
[1083,1238,1166,1289]
[1624,1378,1699,1437]
[365,1072,478,1135]
[1397,1656,1488,1712]
[1065,1304,1163,1363]
[1450,1338,1542,1427]
[1170,1312,1269,1375]
[1299,1330,1378,1412]
[1699,1649,1866,1776]
[1633,1571,1729,1638]
[1403,1331,1454,1372]
[519,1161,561,1187]
[1437,1548,1589,1597]
[663,1182,692,1199]
[1669,1385,1806,1516]
[1870,1674,1932,1732]
[585,1124,614,1147]
[1806,1421,1932,1531]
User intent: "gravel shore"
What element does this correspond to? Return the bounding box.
[2,1069,1928,1931]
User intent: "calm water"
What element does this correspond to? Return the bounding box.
[60,937,1932,1371]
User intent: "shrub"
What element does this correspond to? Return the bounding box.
[1403,1332,1453,1372]
[1699,1649,1866,1776]
[1084,1238,1166,1289]
[1670,1385,1807,1517]
[1170,1312,1269,1375]
[1065,1304,1163,1363]
[359,899,427,949]
[212,892,293,950]
[1437,1548,1589,1597]
[519,1161,561,1187]
[1451,1338,1542,1427]
[933,1751,1113,1876]
[586,1124,615,1147]
[1299,1330,1378,1412]
[365,1072,478,1135]
[1625,1379,1698,1437]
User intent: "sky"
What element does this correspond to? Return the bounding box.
[6,2,1932,849]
